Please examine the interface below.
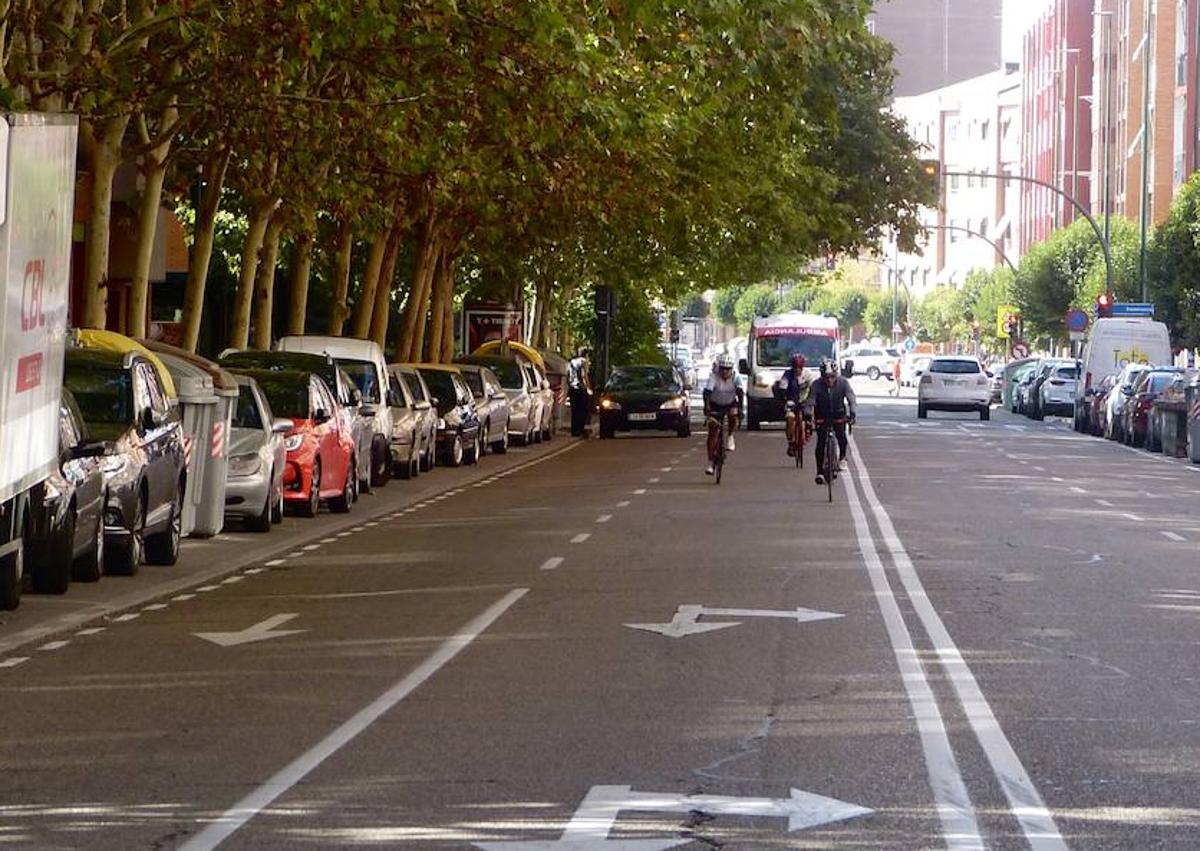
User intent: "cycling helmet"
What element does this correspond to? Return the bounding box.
[790,353,806,370]
[717,354,735,370]
[819,359,837,377]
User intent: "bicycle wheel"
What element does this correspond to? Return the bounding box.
[798,426,805,469]
[825,430,835,503]
[714,419,725,485]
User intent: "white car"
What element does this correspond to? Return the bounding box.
[841,344,897,381]
[901,355,932,387]
[1037,362,1079,417]
[917,356,992,420]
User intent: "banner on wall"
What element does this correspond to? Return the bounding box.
[464,302,522,353]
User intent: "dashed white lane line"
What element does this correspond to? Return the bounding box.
[143,603,169,611]
[1070,487,1087,494]
[196,585,220,593]
[112,613,140,622]
[648,477,661,484]
[0,657,29,669]
[172,594,197,602]
[660,467,673,472]
[633,489,647,495]
[1033,466,1046,472]
[1162,531,1187,542]
[244,568,265,575]
[222,576,244,585]
[38,640,70,652]
[616,501,631,508]
[1095,499,1114,507]
[320,537,338,544]
[1122,513,1145,522]
[302,544,321,551]
[570,533,591,544]
[596,514,612,524]
[76,627,105,636]
[265,559,286,567]
[539,557,565,571]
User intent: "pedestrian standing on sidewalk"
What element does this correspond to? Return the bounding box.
[568,347,593,437]
[890,356,902,396]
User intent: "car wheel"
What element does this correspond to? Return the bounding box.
[271,478,284,524]
[145,487,183,565]
[746,410,761,431]
[980,406,990,421]
[677,419,691,438]
[73,502,105,583]
[867,366,881,381]
[298,460,321,518]
[106,496,144,576]
[0,535,23,611]
[246,486,272,533]
[330,463,355,513]
[480,421,491,457]
[33,508,74,595]
[533,426,543,444]
[917,404,927,419]
[543,424,554,441]
[466,431,482,465]
[371,442,391,488]
[446,434,464,467]
[492,424,509,454]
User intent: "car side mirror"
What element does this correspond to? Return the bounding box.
[843,360,855,378]
[738,358,749,375]
[69,440,107,461]
[313,408,330,424]
[430,396,441,407]
[271,418,294,434]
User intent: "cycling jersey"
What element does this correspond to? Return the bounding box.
[704,372,742,407]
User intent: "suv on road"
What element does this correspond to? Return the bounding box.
[841,344,897,381]
[63,348,187,574]
[917,356,992,421]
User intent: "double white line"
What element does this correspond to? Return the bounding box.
[844,435,1067,851]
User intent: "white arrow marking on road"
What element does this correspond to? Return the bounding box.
[625,604,843,638]
[473,784,872,849]
[193,613,306,647]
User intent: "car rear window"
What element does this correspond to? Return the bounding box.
[1148,373,1176,393]
[254,376,309,419]
[338,359,381,403]
[233,386,265,429]
[462,371,484,396]
[929,360,981,375]
[64,363,132,425]
[1054,366,1079,380]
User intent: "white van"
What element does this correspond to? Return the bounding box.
[276,336,395,487]
[740,312,839,429]
[1073,317,1172,432]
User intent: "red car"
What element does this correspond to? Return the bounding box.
[234,369,357,517]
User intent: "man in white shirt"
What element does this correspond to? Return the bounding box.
[703,354,743,475]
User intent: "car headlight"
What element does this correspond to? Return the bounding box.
[99,454,127,476]
[284,434,304,452]
[659,397,685,410]
[228,452,261,477]
[600,397,621,411]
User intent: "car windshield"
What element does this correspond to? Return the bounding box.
[755,334,835,367]
[232,386,265,429]
[398,373,425,402]
[462,371,485,396]
[1054,366,1080,380]
[64,363,132,426]
[1147,373,1176,393]
[338,360,380,403]
[255,376,309,419]
[930,360,981,374]
[607,367,680,392]
[420,370,458,405]
[482,361,524,389]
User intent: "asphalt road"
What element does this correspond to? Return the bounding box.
[2,379,1200,849]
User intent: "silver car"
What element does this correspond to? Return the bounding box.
[388,365,438,474]
[456,364,512,453]
[224,375,290,532]
[456,355,540,445]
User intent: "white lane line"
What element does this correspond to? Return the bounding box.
[38,640,70,652]
[287,551,305,557]
[596,514,612,524]
[843,466,982,848]
[570,533,591,544]
[633,489,647,495]
[0,657,29,669]
[539,557,565,572]
[143,603,169,611]
[1095,499,1114,507]
[172,594,197,602]
[244,568,265,575]
[1033,466,1046,472]
[302,544,321,551]
[365,521,380,527]
[112,613,140,622]
[76,627,106,636]
[661,467,673,472]
[1122,513,1145,522]
[336,531,353,538]
[849,439,1066,849]
[1070,487,1087,494]
[197,585,220,592]
[179,588,530,851]
[616,501,631,508]
[265,559,286,567]
[221,576,244,585]
[1162,531,1187,542]
[320,537,338,544]
[648,477,661,484]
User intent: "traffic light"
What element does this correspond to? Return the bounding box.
[919,158,942,192]
[1096,292,1114,318]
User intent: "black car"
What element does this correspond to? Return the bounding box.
[597,365,691,439]
[63,348,187,575]
[414,366,482,467]
[25,388,108,594]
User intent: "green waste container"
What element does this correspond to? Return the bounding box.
[143,342,239,538]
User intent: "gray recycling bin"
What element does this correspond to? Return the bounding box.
[1187,376,1200,464]
[150,350,236,538]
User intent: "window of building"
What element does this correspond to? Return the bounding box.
[980,120,989,141]
[949,122,958,142]
[950,173,960,191]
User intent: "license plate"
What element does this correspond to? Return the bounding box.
[629,413,657,421]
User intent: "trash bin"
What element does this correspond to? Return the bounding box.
[1187,376,1200,464]
[146,346,238,538]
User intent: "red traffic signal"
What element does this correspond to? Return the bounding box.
[1096,293,1114,318]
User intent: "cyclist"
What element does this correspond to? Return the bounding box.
[811,359,857,485]
[777,353,814,457]
[703,353,743,476]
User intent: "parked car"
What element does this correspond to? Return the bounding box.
[901,354,933,387]
[1147,370,1196,453]
[456,363,512,454]
[412,365,483,466]
[223,373,290,532]
[1087,374,1116,437]
[1032,361,1079,419]
[1121,368,1182,448]
[457,353,542,446]
[841,344,897,381]
[1105,363,1153,441]
[669,347,697,389]
[988,363,1005,403]
[219,350,373,494]
[25,388,108,593]
[247,369,356,517]
[276,336,393,489]
[917,356,992,420]
[598,365,691,438]
[63,347,187,574]
[525,359,556,441]
[1013,365,1041,416]
[388,365,438,474]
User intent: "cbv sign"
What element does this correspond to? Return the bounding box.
[1111,302,1154,318]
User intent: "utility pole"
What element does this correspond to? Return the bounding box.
[1139,0,1153,301]
[1096,10,1114,249]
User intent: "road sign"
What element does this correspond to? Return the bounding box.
[1011,342,1029,359]
[1110,302,1155,318]
[904,337,916,352]
[997,304,1019,339]
[1065,308,1089,333]
[625,604,844,639]
[473,784,874,848]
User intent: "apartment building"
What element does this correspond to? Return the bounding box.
[869,0,1004,97]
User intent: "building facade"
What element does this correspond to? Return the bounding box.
[883,69,1024,301]
[869,0,1004,97]
[1020,0,1095,254]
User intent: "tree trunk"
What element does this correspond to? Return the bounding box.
[395,214,441,361]
[286,210,316,335]
[425,249,450,362]
[127,140,173,338]
[327,218,354,335]
[370,226,403,348]
[439,254,458,362]
[80,115,131,329]
[182,146,231,352]
[252,215,284,350]
[350,231,387,339]
[409,242,442,363]
[229,198,276,349]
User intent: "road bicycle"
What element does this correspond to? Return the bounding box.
[815,417,850,503]
[789,413,811,469]
[707,407,734,485]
